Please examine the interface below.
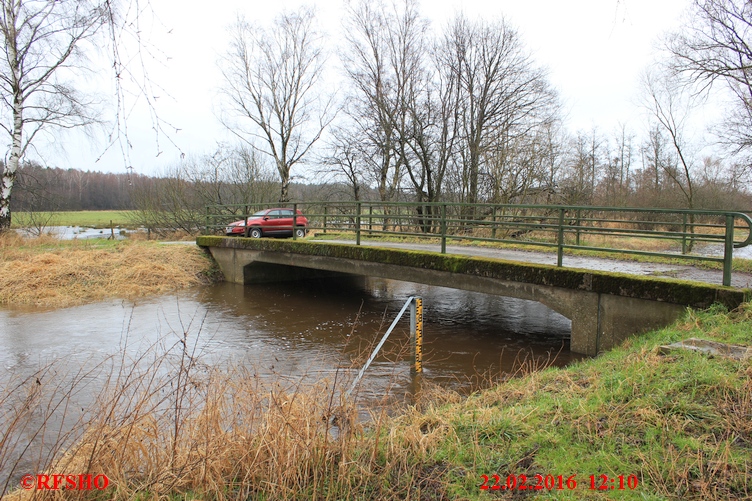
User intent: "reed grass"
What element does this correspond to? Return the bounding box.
[0,234,219,308]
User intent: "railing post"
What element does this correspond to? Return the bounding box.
[368,205,373,235]
[323,205,328,234]
[441,204,447,254]
[557,208,565,267]
[205,206,210,235]
[356,202,362,246]
[723,214,734,287]
[491,206,497,240]
[682,213,688,255]
[410,296,423,374]
[292,203,298,240]
[243,205,249,238]
[575,209,581,246]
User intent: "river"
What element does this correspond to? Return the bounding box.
[0,276,581,489]
[1,277,579,394]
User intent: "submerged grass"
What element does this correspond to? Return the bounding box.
[0,234,220,308]
[2,303,751,500]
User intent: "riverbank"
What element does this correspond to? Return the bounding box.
[3,301,750,500]
[0,234,220,308]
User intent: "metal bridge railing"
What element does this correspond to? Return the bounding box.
[204,202,752,287]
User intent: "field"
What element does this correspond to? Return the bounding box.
[11,210,138,229]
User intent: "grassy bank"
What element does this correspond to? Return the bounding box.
[3,303,750,500]
[0,234,220,307]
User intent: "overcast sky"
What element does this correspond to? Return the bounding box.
[58,0,690,176]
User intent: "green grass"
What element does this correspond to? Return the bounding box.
[11,210,138,228]
[382,303,752,500]
[6,235,123,254]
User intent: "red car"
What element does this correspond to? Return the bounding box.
[225,208,308,238]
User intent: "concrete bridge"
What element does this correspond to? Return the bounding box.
[197,236,750,356]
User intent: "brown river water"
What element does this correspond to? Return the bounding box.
[0,276,583,489]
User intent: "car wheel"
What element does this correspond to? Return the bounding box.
[295,227,306,238]
[250,227,262,239]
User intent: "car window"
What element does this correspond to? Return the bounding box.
[252,210,267,217]
[268,210,282,219]
[280,209,294,217]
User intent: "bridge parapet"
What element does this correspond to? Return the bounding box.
[204,202,752,286]
[197,236,750,356]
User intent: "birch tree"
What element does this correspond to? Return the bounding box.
[0,0,109,231]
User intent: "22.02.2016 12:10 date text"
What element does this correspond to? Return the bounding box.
[480,474,639,491]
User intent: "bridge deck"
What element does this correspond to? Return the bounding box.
[317,239,752,289]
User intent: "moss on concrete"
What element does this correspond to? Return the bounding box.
[196,236,750,309]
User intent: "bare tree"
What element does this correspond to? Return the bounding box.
[640,125,668,197]
[341,0,403,203]
[642,68,698,212]
[560,131,600,206]
[180,144,277,210]
[0,0,110,231]
[642,67,702,249]
[667,0,752,157]
[340,0,464,233]
[0,0,175,232]
[611,124,635,205]
[385,0,431,204]
[220,8,332,203]
[318,125,366,201]
[441,15,556,206]
[130,146,277,235]
[537,121,567,204]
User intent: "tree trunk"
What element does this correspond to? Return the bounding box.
[0,70,23,233]
[279,180,290,203]
[0,170,14,231]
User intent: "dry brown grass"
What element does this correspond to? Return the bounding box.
[53,373,360,500]
[0,234,217,308]
[0,324,415,501]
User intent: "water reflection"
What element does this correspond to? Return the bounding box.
[1,277,579,399]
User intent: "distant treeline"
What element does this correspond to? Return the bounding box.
[7,162,140,211]
[2,160,350,214]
